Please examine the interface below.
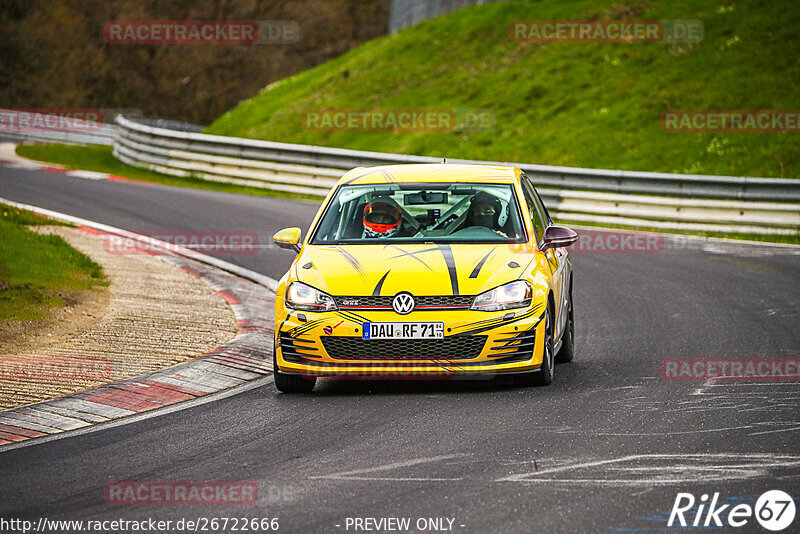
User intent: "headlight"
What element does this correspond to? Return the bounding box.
[471,280,532,312]
[286,281,338,312]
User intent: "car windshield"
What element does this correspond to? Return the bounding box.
[310,182,527,244]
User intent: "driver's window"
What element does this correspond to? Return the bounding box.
[533,188,552,226]
[521,177,546,245]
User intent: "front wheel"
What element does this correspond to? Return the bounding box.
[273,347,316,393]
[555,282,574,363]
[514,302,554,387]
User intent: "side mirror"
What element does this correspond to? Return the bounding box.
[273,227,302,253]
[541,225,578,251]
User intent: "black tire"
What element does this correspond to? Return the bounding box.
[555,281,574,363]
[273,347,316,393]
[514,301,554,387]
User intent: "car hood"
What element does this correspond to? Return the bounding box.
[293,243,536,297]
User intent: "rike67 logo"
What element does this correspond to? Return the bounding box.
[669,490,796,531]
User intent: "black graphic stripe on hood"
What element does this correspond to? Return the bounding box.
[469,248,495,279]
[373,270,391,296]
[388,246,435,271]
[437,244,459,295]
[390,247,439,258]
[334,246,366,280]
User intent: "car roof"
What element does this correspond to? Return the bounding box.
[337,163,523,186]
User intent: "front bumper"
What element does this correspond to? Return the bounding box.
[275,302,547,378]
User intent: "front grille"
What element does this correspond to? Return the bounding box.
[280,333,319,362]
[321,336,487,360]
[335,295,475,310]
[486,328,536,364]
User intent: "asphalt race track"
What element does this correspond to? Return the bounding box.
[1,166,799,533]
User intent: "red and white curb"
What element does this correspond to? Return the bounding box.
[0,198,278,450]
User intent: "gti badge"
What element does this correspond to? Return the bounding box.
[392,292,415,315]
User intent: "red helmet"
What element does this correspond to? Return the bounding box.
[363,201,402,238]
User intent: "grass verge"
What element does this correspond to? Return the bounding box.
[15,144,324,202]
[2,203,73,227]
[0,203,108,321]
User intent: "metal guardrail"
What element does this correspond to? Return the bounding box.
[115,115,800,202]
[113,115,800,234]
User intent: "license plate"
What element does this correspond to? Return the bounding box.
[362,322,444,340]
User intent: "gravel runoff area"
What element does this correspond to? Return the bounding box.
[0,225,238,410]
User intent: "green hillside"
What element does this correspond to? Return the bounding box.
[206,0,800,178]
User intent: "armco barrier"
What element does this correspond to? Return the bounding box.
[113,115,800,234]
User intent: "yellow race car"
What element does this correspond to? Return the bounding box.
[272,163,578,392]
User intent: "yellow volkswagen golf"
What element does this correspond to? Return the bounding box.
[272,163,578,392]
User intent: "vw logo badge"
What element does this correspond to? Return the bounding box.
[392,292,415,315]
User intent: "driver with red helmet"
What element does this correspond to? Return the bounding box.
[363,200,404,239]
